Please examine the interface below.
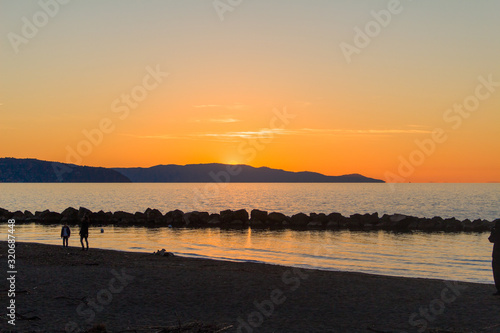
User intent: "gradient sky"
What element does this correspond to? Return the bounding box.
[1,0,499,182]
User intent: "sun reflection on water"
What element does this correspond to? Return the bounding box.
[2,223,493,284]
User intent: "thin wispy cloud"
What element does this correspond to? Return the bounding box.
[192,128,432,141]
[121,133,193,140]
[193,104,250,110]
[300,128,433,135]
[123,127,432,143]
[208,118,241,123]
[189,117,241,123]
[407,124,429,128]
[196,128,291,139]
[193,104,220,108]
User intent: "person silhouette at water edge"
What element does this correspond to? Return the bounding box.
[60,224,70,247]
[488,220,500,295]
[80,213,90,251]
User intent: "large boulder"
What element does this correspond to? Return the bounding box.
[326,221,340,229]
[462,219,473,231]
[416,218,438,231]
[39,210,62,223]
[407,218,420,230]
[134,212,146,223]
[472,219,492,232]
[251,209,268,222]
[431,216,446,231]
[23,210,34,222]
[395,214,417,230]
[218,209,248,227]
[307,220,324,229]
[377,214,414,230]
[444,217,464,232]
[112,211,136,224]
[227,220,245,228]
[198,211,210,226]
[92,210,111,224]
[250,218,267,228]
[391,214,416,230]
[0,208,12,220]
[483,220,494,231]
[389,214,407,223]
[164,209,184,227]
[11,211,26,222]
[144,208,164,224]
[207,213,221,227]
[184,211,209,227]
[233,209,249,222]
[78,207,93,221]
[218,209,246,226]
[61,207,79,223]
[326,213,345,229]
[219,210,234,224]
[347,214,364,229]
[267,212,289,227]
[183,212,196,226]
[347,213,380,229]
[309,213,328,226]
[290,213,310,228]
[360,212,379,228]
[33,210,44,222]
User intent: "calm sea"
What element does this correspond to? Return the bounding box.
[1,183,499,284]
[0,183,499,220]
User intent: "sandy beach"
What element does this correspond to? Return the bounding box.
[2,241,500,333]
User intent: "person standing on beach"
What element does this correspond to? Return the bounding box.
[60,224,71,247]
[80,214,90,251]
[488,220,500,295]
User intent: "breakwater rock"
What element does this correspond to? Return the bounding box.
[1,207,497,232]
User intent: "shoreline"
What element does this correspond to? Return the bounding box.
[1,206,497,232]
[2,241,500,332]
[12,240,498,286]
[5,234,497,285]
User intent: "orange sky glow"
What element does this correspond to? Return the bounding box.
[1,1,499,183]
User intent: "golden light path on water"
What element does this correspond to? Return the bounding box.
[1,223,493,284]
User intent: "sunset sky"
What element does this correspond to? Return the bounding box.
[1,0,499,182]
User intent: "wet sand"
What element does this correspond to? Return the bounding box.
[1,241,500,332]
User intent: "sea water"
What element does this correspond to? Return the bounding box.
[0,183,499,283]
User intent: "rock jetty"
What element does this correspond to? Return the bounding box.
[0,207,497,232]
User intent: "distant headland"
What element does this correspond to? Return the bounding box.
[0,158,384,183]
